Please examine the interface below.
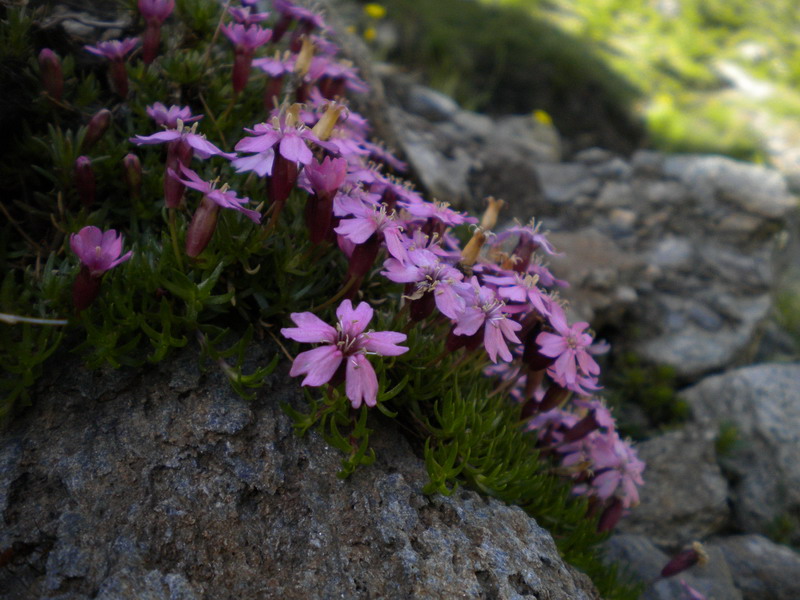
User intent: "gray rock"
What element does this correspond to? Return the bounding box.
[616,425,730,546]
[709,535,800,600]
[405,84,461,122]
[663,155,797,219]
[637,294,772,380]
[603,534,742,600]
[0,347,599,600]
[532,163,600,204]
[681,363,800,539]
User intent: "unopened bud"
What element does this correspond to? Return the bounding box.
[661,542,708,578]
[82,109,112,151]
[561,410,602,444]
[460,228,487,266]
[480,196,505,230]
[123,153,142,198]
[185,196,220,257]
[539,381,569,413]
[597,497,624,533]
[38,48,64,101]
[74,156,96,207]
[294,36,314,77]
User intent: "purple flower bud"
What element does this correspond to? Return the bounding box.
[38,48,63,102]
[84,38,139,97]
[304,156,347,244]
[74,156,96,207]
[138,0,173,64]
[661,543,708,578]
[185,196,220,257]
[597,497,624,533]
[138,0,174,23]
[82,109,112,151]
[123,153,142,198]
[538,382,569,413]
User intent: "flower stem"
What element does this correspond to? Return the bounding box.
[168,208,184,270]
[311,276,358,312]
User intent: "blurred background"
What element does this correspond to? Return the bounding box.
[353,0,800,172]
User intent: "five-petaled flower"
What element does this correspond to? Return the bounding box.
[70,226,132,276]
[84,37,140,96]
[281,300,408,408]
[535,302,600,389]
[70,226,133,312]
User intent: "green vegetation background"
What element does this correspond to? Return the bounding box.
[369,0,800,160]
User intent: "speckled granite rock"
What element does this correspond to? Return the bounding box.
[681,363,800,542]
[0,346,599,600]
[603,534,742,600]
[616,425,730,546]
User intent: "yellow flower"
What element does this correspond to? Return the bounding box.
[364,26,377,42]
[532,109,552,126]
[364,3,387,19]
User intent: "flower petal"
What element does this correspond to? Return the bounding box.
[336,300,372,335]
[345,353,378,408]
[362,331,408,356]
[279,133,313,165]
[282,312,337,343]
[290,345,342,387]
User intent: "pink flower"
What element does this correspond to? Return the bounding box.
[221,23,272,92]
[138,0,174,23]
[84,38,139,96]
[233,113,323,174]
[227,5,270,25]
[536,303,599,388]
[70,226,133,276]
[452,278,522,363]
[381,249,465,320]
[146,102,201,128]
[131,119,233,160]
[481,271,551,317]
[84,38,140,62]
[589,432,645,507]
[334,195,407,262]
[281,300,408,408]
[169,165,261,222]
[221,23,273,51]
[138,0,174,63]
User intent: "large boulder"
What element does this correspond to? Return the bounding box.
[603,534,742,600]
[708,535,800,600]
[0,346,599,599]
[680,363,800,540]
[615,425,730,546]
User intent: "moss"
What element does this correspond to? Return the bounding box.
[607,352,686,438]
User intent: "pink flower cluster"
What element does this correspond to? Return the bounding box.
[115,0,643,531]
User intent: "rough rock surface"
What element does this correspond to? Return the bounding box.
[708,535,800,600]
[681,363,800,540]
[602,534,742,600]
[0,346,599,600]
[616,425,730,546]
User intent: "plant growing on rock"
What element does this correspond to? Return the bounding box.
[0,1,642,597]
